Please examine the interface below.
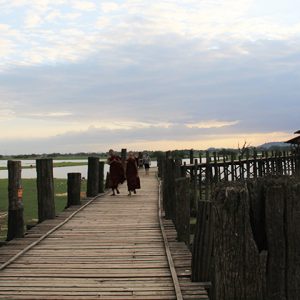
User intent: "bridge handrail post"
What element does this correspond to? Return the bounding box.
[67,173,81,207]
[175,177,190,246]
[87,157,99,197]
[36,158,55,223]
[7,160,24,241]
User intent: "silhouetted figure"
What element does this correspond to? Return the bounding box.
[126,151,140,196]
[107,149,125,196]
[143,152,151,175]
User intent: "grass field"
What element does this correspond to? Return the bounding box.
[0,178,87,241]
[0,161,88,171]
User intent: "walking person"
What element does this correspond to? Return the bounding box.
[126,151,140,196]
[143,152,151,175]
[107,149,125,196]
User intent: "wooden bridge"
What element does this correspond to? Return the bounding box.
[0,169,209,299]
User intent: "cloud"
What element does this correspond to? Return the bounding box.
[0,123,292,154]
[186,120,239,129]
[72,1,97,11]
[1,0,300,69]
[0,109,15,121]
[94,0,300,46]
[0,0,299,154]
[25,112,73,118]
[0,38,15,56]
[100,2,120,13]
[45,10,81,22]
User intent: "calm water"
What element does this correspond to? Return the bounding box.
[0,159,100,179]
[0,159,158,179]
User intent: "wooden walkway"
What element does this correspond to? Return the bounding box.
[0,170,208,299]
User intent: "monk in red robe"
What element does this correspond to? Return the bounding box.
[126,151,140,196]
[107,149,125,196]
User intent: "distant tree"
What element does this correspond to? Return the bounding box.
[238,141,251,157]
[152,151,164,159]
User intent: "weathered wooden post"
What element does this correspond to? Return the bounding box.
[277,151,283,175]
[239,155,244,180]
[36,158,55,222]
[265,151,269,175]
[157,155,163,178]
[98,161,105,193]
[181,162,187,177]
[253,149,258,178]
[192,199,213,282]
[246,148,250,178]
[190,149,194,164]
[163,152,176,220]
[190,160,198,217]
[174,158,182,178]
[175,177,190,245]
[67,173,81,207]
[7,160,24,241]
[285,179,300,297]
[258,157,263,177]
[265,184,285,298]
[211,183,265,300]
[223,155,229,181]
[291,150,296,174]
[296,147,300,176]
[205,151,211,200]
[283,151,287,175]
[230,153,235,181]
[271,151,275,174]
[213,152,218,182]
[172,159,182,225]
[87,157,99,197]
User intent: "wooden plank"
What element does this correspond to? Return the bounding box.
[0,169,209,299]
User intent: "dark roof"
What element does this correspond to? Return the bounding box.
[285,136,300,144]
[294,130,300,134]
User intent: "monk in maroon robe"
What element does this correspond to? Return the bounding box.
[107,149,125,196]
[126,152,140,196]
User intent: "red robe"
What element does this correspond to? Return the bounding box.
[126,157,140,191]
[108,156,125,189]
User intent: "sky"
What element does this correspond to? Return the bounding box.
[0,0,299,154]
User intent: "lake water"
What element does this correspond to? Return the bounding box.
[0,159,158,179]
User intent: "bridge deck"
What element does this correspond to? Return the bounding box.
[0,170,208,299]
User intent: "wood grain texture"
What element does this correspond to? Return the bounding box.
[0,169,209,299]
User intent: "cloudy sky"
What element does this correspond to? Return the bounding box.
[0,0,299,154]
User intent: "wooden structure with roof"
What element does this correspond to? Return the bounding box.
[285,129,300,146]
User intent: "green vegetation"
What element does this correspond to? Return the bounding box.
[0,161,87,171]
[0,178,87,241]
[0,152,108,160]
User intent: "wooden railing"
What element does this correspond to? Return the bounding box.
[159,150,300,214]
[158,149,300,299]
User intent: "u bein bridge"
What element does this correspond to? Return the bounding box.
[0,148,300,299]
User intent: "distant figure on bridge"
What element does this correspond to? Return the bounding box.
[137,152,144,168]
[126,151,140,196]
[143,152,151,175]
[107,149,125,196]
